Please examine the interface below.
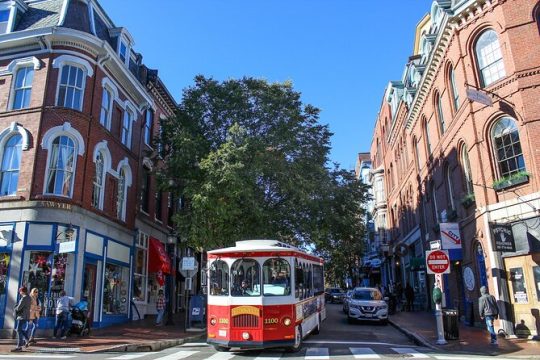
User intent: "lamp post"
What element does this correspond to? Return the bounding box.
[165,232,177,326]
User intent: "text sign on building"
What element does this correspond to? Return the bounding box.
[440,223,462,250]
[59,240,76,253]
[426,250,451,275]
[466,88,493,107]
[490,223,516,252]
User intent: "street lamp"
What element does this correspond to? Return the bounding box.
[165,232,177,326]
[56,224,75,240]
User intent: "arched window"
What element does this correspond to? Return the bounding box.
[46,136,76,196]
[435,92,446,134]
[448,66,460,112]
[100,87,112,129]
[11,66,34,110]
[0,134,22,196]
[92,151,105,209]
[117,167,127,220]
[423,118,432,156]
[461,144,474,195]
[122,107,135,149]
[491,117,525,177]
[413,136,421,171]
[446,166,455,210]
[431,184,439,224]
[475,30,506,87]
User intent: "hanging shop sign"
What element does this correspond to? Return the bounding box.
[58,240,76,253]
[490,223,516,252]
[466,88,493,107]
[440,223,462,249]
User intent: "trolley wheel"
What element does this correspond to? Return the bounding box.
[213,345,230,352]
[286,325,302,352]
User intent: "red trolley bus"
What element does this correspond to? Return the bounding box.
[207,240,325,352]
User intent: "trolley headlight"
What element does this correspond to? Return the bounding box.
[242,332,251,340]
[283,317,292,326]
[210,317,217,326]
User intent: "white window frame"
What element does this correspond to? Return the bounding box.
[92,151,105,210]
[52,55,93,112]
[41,123,85,198]
[0,133,22,196]
[10,65,34,110]
[0,1,24,35]
[446,167,455,210]
[449,67,460,111]
[121,101,137,149]
[115,158,132,221]
[461,145,474,195]
[475,30,506,87]
[100,78,119,130]
[491,117,525,178]
[144,109,154,146]
[436,93,445,134]
[134,232,149,303]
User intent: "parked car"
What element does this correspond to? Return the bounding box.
[342,290,353,313]
[347,287,388,324]
[325,287,345,303]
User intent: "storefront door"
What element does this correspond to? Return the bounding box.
[504,254,540,337]
[83,262,97,325]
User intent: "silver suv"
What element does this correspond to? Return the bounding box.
[347,287,388,324]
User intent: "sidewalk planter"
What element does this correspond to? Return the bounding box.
[461,193,475,209]
[492,172,530,191]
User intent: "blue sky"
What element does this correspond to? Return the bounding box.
[100,0,430,170]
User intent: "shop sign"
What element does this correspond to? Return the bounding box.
[510,267,528,304]
[58,240,76,253]
[440,223,462,249]
[182,257,196,270]
[466,88,493,106]
[490,223,516,252]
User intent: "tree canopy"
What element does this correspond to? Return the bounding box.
[158,75,369,284]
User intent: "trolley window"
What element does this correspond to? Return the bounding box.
[313,264,324,295]
[263,258,291,296]
[231,259,261,296]
[209,259,229,296]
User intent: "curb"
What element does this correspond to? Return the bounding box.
[92,333,207,353]
[389,318,439,351]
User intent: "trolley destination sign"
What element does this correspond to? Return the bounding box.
[425,249,451,274]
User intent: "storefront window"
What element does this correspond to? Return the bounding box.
[209,260,229,296]
[263,258,291,296]
[133,233,148,302]
[533,266,540,302]
[103,263,129,315]
[231,259,260,297]
[509,267,528,304]
[0,253,8,296]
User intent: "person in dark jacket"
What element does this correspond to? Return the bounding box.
[479,285,499,345]
[13,287,31,352]
[405,283,415,312]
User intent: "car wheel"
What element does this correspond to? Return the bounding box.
[347,316,354,324]
[286,325,303,352]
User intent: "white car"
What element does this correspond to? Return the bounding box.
[347,287,388,325]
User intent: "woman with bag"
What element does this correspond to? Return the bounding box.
[28,288,41,344]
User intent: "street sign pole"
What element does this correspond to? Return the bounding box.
[426,250,451,345]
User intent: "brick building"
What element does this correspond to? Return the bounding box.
[370,0,540,337]
[0,0,185,334]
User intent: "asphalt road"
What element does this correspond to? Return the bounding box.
[2,304,525,359]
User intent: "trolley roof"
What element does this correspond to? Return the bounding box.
[207,239,323,263]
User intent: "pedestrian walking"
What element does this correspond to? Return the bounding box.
[405,283,415,312]
[395,282,403,311]
[54,290,74,339]
[478,285,499,345]
[28,288,41,344]
[155,289,165,325]
[12,287,31,352]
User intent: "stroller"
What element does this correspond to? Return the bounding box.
[67,300,91,336]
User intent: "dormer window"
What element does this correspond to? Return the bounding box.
[0,10,9,34]
[119,40,128,64]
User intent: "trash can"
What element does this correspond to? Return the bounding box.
[442,308,459,340]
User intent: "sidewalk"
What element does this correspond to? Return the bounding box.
[389,310,540,357]
[0,312,206,354]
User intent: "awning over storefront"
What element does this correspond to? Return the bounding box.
[410,257,426,272]
[148,238,171,275]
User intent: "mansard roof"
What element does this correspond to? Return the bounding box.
[15,0,63,31]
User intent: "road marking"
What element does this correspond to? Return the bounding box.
[254,353,283,360]
[434,357,516,360]
[305,340,416,347]
[108,354,158,359]
[153,350,198,360]
[350,347,381,359]
[392,347,430,358]
[305,347,329,360]
[204,352,237,360]
[0,356,75,359]
[181,342,209,347]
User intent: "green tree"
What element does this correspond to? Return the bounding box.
[158,76,368,272]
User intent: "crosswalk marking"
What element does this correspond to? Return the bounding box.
[108,353,158,360]
[204,352,237,360]
[392,347,430,359]
[254,353,283,360]
[0,356,76,359]
[181,342,210,347]
[152,350,199,360]
[350,347,381,359]
[305,347,329,360]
